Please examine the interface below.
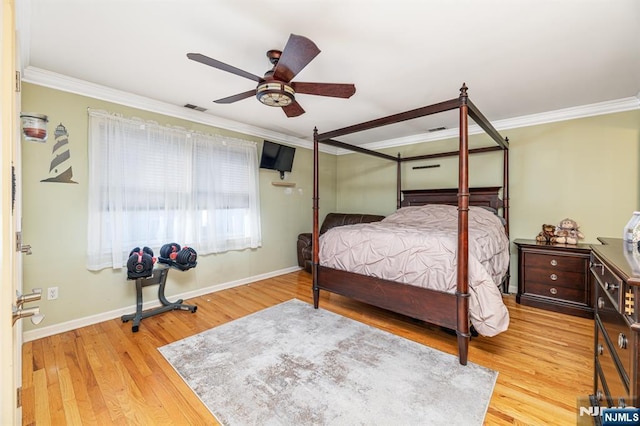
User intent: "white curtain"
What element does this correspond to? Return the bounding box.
[86,109,261,271]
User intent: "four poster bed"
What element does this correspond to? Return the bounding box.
[311,84,510,365]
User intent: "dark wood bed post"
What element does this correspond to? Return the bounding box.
[501,139,511,294]
[396,153,402,209]
[312,127,320,308]
[503,139,510,236]
[457,84,471,366]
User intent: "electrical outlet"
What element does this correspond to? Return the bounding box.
[47,287,58,300]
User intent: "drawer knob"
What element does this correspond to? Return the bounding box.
[550,259,558,266]
[618,333,628,350]
[598,297,606,309]
[550,273,558,281]
[605,281,619,291]
[597,343,604,355]
[550,287,558,295]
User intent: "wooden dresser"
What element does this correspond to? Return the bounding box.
[591,238,640,410]
[514,239,594,318]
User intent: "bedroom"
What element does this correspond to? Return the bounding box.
[2,0,640,424]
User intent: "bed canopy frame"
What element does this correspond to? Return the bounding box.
[311,84,509,365]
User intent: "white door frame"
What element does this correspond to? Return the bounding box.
[1,0,22,424]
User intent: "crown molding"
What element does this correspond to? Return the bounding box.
[21,66,340,154]
[22,66,638,156]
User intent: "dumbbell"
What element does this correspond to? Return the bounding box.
[127,246,155,279]
[158,243,181,265]
[174,247,197,270]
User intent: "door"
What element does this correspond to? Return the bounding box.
[1,0,23,423]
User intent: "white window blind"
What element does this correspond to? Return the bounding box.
[86,109,261,271]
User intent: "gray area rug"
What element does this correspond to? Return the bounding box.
[158,299,497,426]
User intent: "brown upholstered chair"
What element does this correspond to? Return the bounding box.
[297,213,385,273]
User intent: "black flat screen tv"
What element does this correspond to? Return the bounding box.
[259,140,295,179]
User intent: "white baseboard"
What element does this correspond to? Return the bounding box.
[23,266,302,342]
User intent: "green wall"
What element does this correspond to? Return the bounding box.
[20,83,337,332]
[335,109,640,291]
[20,81,640,330]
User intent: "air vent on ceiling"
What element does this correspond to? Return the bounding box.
[184,104,207,112]
[428,126,447,132]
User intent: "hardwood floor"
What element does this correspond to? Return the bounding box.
[22,271,594,425]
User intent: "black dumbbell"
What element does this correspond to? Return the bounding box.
[127,246,155,279]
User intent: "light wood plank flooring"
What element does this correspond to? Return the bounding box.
[22,271,594,425]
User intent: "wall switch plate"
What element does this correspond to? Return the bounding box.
[47,287,58,300]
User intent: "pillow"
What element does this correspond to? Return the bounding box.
[475,206,506,225]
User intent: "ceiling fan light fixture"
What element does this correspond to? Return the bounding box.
[256,82,295,107]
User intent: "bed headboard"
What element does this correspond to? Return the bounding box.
[401,187,503,211]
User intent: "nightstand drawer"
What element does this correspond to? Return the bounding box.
[523,252,586,272]
[523,267,585,289]
[524,280,586,303]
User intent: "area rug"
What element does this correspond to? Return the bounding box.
[158,299,497,426]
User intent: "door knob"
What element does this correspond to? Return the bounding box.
[16,288,42,308]
[12,305,44,325]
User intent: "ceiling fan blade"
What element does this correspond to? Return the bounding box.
[291,82,356,98]
[187,53,262,83]
[214,90,256,104]
[272,34,321,82]
[282,101,306,117]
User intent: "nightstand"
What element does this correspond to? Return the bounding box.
[514,239,593,318]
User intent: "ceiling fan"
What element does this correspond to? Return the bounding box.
[187,34,356,117]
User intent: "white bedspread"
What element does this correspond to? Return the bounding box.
[319,204,510,336]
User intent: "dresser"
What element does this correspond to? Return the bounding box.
[514,239,593,318]
[591,238,640,410]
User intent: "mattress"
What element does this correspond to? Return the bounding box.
[319,204,510,336]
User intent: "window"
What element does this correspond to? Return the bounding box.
[86,110,261,271]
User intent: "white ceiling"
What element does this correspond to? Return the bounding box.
[17,0,640,149]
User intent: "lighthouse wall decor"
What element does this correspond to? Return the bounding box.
[40,122,78,184]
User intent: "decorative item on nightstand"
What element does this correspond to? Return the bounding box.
[553,218,584,245]
[535,224,557,244]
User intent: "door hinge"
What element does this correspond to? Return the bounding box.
[16,231,32,255]
[17,386,22,408]
[15,71,21,92]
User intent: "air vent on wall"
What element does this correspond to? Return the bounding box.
[428,126,447,132]
[184,104,207,112]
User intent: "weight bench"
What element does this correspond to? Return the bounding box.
[121,264,197,332]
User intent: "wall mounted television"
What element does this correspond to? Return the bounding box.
[259,140,296,180]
